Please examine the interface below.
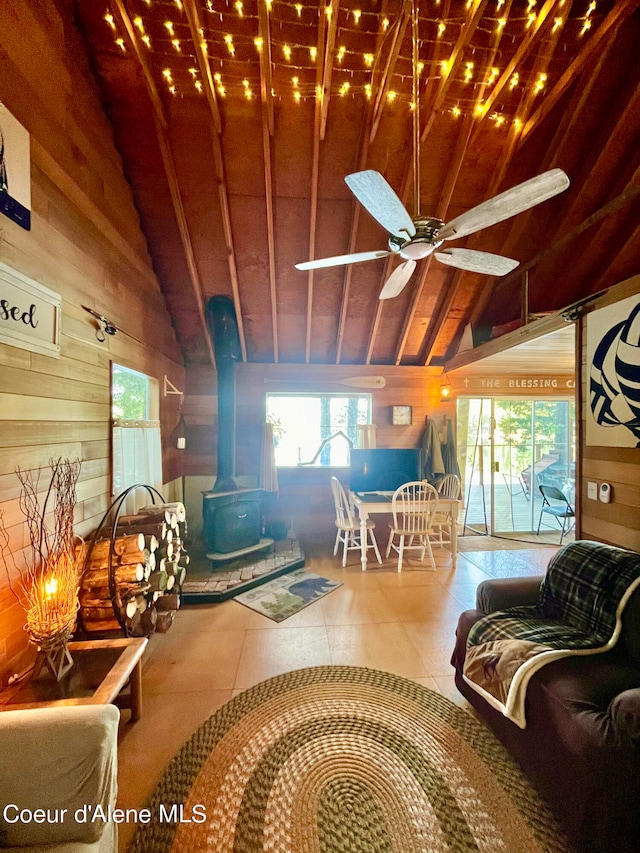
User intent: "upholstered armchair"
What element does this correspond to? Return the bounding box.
[0,704,119,852]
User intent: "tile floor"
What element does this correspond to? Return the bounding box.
[115,535,559,852]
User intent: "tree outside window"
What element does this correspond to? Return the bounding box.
[266,393,371,467]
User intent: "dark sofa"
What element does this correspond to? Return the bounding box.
[452,544,640,853]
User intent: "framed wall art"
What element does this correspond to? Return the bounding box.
[586,292,640,448]
[0,103,31,230]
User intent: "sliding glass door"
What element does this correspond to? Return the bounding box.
[457,397,575,535]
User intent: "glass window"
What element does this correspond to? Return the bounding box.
[111,364,162,511]
[112,365,150,420]
[266,393,371,467]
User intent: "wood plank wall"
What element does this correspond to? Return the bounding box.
[579,275,640,550]
[0,0,185,684]
[183,362,449,542]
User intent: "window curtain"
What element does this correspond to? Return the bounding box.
[357,424,377,448]
[112,419,163,514]
[260,422,279,493]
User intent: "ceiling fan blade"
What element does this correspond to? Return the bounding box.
[295,249,391,271]
[345,170,416,239]
[438,168,570,241]
[434,249,519,276]
[379,260,416,300]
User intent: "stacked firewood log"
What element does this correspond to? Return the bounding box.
[77,502,188,637]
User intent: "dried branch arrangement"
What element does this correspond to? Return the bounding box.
[0,458,82,653]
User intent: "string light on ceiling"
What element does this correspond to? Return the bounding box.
[214,72,226,96]
[99,1,600,112]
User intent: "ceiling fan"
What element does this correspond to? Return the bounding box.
[295,5,570,299]
[296,168,570,299]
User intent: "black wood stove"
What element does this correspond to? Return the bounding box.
[202,296,263,559]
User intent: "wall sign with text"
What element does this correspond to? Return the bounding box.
[0,261,61,358]
[453,375,575,392]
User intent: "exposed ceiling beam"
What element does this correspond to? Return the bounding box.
[110,0,167,130]
[417,267,463,366]
[209,134,247,363]
[394,114,474,365]
[438,4,573,355]
[305,2,328,362]
[486,4,568,194]
[257,0,275,138]
[335,111,375,363]
[391,0,457,364]
[520,0,639,145]
[494,175,640,295]
[369,0,412,145]
[470,0,515,115]
[540,51,609,175]
[336,0,395,363]
[475,0,557,125]
[320,0,340,140]
[183,0,246,363]
[393,0,490,365]
[554,80,640,232]
[402,0,451,194]
[464,14,633,337]
[254,0,279,361]
[363,4,415,363]
[365,265,390,364]
[549,205,640,306]
[260,107,279,363]
[420,0,488,144]
[394,256,435,364]
[465,172,640,343]
[366,0,451,364]
[110,0,216,368]
[444,310,571,374]
[182,0,221,135]
[586,199,640,288]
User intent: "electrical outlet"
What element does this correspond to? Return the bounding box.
[587,482,598,500]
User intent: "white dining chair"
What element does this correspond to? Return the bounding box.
[386,481,439,572]
[330,476,382,567]
[433,474,462,546]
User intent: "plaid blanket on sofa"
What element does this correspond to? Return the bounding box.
[463,541,640,728]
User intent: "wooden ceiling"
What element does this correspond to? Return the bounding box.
[72,0,640,369]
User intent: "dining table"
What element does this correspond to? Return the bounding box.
[350,491,462,571]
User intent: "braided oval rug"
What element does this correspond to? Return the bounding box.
[128,666,571,853]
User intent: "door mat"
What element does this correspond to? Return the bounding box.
[462,547,558,579]
[233,568,342,622]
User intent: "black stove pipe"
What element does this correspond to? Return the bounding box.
[205,296,242,493]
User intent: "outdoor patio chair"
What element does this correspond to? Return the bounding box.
[536,483,575,543]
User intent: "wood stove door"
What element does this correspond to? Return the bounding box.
[204,496,261,554]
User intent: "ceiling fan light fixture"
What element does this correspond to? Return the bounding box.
[399,240,438,261]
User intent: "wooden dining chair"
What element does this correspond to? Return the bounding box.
[330,476,382,567]
[386,481,439,572]
[433,473,462,546]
